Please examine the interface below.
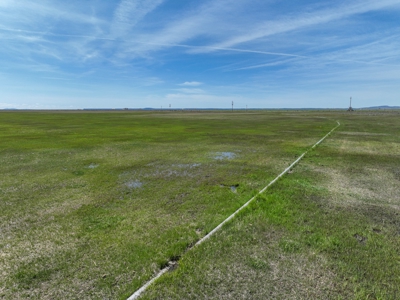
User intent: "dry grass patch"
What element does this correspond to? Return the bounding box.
[337,131,390,136]
[310,166,400,209]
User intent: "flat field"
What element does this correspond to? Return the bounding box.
[0,110,399,299]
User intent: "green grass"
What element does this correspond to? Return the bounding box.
[1,110,399,299]
[142,110,400,300]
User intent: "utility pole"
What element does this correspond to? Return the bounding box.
[347,97,354,112]
[232,101,234,112]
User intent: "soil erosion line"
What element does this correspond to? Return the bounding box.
[127,121,340,300]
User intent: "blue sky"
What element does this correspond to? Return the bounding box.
[1,0,400,109]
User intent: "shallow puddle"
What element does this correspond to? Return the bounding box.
[87,163,99,169]
[173,163,201,168]
[214,152,236,160]
[220,184,239,193]
[125,181,143,189]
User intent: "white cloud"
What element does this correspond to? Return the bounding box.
[142,77,164,86]
[179,81,203,86]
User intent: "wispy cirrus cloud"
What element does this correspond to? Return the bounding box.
[206,0,400,50]
[0,1,108,68]
[4,0,398,65]
[110,0,400,71]
[119,0,247,56]
[0,1,104,28]
[111,0,164,37]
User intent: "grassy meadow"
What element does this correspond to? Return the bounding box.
[0,110,399,299]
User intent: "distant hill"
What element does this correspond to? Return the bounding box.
[359,105,400,110]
